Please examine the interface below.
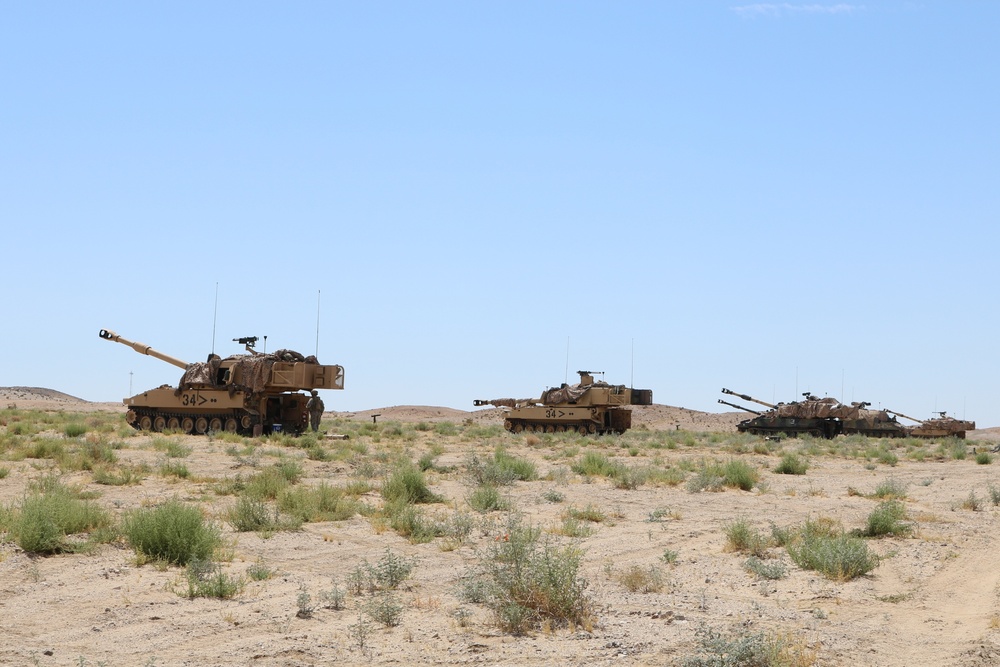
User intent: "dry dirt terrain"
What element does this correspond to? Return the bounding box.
[3,388,1000,666]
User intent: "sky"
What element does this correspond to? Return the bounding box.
[2,2,997,426]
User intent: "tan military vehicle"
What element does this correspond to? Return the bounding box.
[887,409,975,439]
[475,370,653,435]
[720,388,844,438]
[99,329,344,436]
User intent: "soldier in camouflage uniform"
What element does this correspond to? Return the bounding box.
[306,390,325,432]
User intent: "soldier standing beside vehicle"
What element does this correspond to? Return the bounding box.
[306,390,325,432]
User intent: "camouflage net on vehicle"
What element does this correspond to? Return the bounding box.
[177,349,316,394]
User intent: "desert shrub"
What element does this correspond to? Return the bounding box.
[860,500,912,538]
[774,453,808,475]
[468,447,537,486]
[244,461,303,500]
[685,467,725,493]
[434,421,459,436]
[158,460,190,479]
[460,514,592,634]
[7,481,113,554]
[787,528,879,581]
[183,558,244,599]
[228,496,300,533]
[153,438,192,458]
[961,491,983,511]
[64,423,88,438]
[617,564,666,593]
[92,464,145,486]
[743,556,787,580]
[721,459,759,490]
[363,592,403,627]
[571,451,624,478]
[278,482,360,522]
[468,485,511,513]
[349,549,416,594]
[681,623,816,667]
[123,499,222,566]
[688,459,759,492]
[246,559,274,581]
[870,477,908,500]
[383,501,449,543]
[723,517,769,557]
[381,464,442,505]
[976,451,993,465]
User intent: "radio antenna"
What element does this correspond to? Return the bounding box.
[630,338,635,388]
[564,336,570,384]
[315,290,321,357]
[212,282,219,355]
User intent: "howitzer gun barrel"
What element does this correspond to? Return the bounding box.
[885,409,925,424]
[721,388,776,409]
[474,398,531,408]
[718,399,762,415]
[98,329,189,370]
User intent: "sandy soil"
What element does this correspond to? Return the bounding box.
[3,388,1000,666]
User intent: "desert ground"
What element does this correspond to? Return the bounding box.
[3,387,1000,667]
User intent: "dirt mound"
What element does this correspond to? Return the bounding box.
[0,387,125,413]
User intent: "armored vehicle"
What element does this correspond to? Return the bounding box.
[722,389,915,439]
[887,410,975,439]
[720,388,844,438]
[838,403,908,438]
[475,370,653,435]
[99,329,344,436]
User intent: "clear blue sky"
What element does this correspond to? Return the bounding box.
[3,2,997,426]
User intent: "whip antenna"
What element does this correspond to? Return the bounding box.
[212,282,219,355]
[315,290,321,357]
[564,336,570,384]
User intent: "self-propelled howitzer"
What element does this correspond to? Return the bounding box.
[720,388,844,439]
[99,328,344,436]
[886,409,975,439]
[475,371,653,435]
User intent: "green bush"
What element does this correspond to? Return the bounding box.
[8,481,113,554]
[381,464,442,505]
[468,485,511,513]
[123,499,222,566]
[860,500,912,538]
[723,517,769,557]
[687,459,759,492]
[460,515,592,634]
[870,477,908,500]
[721,459,759,490]
[227,496,299,533]
[787,529,879,581]
[774,453,808,475]
[468,447,537,486]
[183,559,244,599]
[278,482,361,522]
